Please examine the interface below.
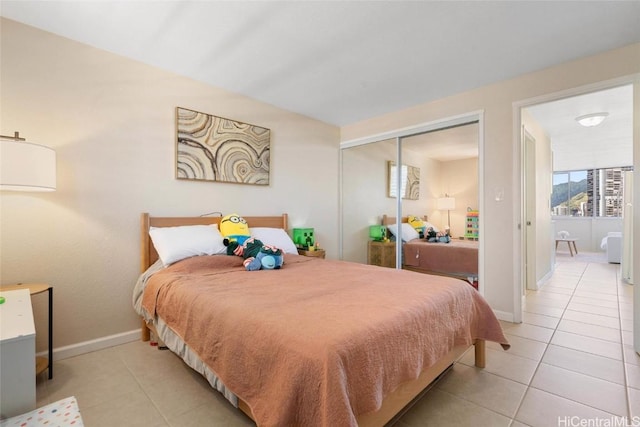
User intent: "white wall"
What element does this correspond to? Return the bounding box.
[342,43,640,320]
[439,157,478,238]
[0,19,340,352]
[341,140,440,264]
[553,218,624,253]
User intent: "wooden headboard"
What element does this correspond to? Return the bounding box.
[382,215,407,225]
[140,213,289,272]
[381,215,427,225]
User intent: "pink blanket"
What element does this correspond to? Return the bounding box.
[404,239,479,277]
[141,254,508,426]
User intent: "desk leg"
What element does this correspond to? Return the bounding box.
[48,287,53,380]
[572,241,578,255]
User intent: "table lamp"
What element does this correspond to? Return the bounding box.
[437,195,455,230]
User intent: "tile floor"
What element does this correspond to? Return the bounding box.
[33,251,638,427]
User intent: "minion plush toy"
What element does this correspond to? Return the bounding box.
[219,213,251,246]
[407,215,426,239]
[220,213,283,270]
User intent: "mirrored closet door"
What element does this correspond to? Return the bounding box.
[340,119,481,280]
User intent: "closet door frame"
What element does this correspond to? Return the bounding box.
[339,110,485,294]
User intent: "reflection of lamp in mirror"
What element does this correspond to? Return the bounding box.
[1,132,56,192]
[437,194,455,230]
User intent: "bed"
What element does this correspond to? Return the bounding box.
[133,213,508,426]
[382,215,479,284]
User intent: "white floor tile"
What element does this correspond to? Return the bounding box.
[458,347,539,385]
[626,362,640,390]
[551,330,622,360]
[629,388,640,418]
[516,387,623,427]
[562,310,621,329]
[530,363,627,416]
[522,312,560,329]
[542,344,625,385]
[557,319,621,343]
[501,323,555,343]
[487,333,548,361]
[400,388,512,427]
[435,364,527,418]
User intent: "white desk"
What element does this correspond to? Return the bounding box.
[0,289,36,418]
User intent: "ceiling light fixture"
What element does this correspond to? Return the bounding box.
[575,112,608,127]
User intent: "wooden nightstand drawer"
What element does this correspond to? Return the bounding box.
[367,241,396,268]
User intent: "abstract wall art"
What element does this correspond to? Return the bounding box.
[176,107,270,185]
[387,161,420,200]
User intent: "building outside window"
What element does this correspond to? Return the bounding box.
[551,167,632,217]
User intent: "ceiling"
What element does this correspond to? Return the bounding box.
[404,123,479,162]
[2,1,639,127]
[526,84,633,171]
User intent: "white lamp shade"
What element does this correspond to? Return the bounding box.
[0,140,56,191]
[437,197,455,210]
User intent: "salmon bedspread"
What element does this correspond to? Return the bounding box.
[139,254,508,427]
[403,239,479,278]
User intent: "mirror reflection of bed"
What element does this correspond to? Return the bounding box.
[341,122,480,288]
[382,215,479,289]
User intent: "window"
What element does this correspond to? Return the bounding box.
[551,167,633,217]
[388,162,408,198]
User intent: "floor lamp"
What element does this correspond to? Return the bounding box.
[437,195,455,234]
[0,131,57,191]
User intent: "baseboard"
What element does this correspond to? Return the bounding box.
[536,269,554,289]
[493,310,514,323]
[37,329,140,361]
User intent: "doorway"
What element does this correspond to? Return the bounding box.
[515,79,637,353]
[523,129,537,293]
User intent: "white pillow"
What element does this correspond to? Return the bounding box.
[387,223,420,242]
[150,224,227,266]
[250,227,299,254]
[423,221,439,233]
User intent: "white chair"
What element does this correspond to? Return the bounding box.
[602,232,622,264]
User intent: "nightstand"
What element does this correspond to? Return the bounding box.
[0,283,53,379]
[367,241,396,268]
[0,289,36,417]
[297,248,326,259]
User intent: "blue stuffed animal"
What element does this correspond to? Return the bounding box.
[426,227,451,243]
[227,237,284,271]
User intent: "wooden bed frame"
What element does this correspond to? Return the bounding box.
[139,212,486,426]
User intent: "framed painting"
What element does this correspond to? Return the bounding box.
[176,107,270,185]
[387,161,420,200]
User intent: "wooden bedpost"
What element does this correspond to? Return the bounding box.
[474,339,486,368]
[141,318,150,341]
[140,213,151,342]
[140,213,150,273]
